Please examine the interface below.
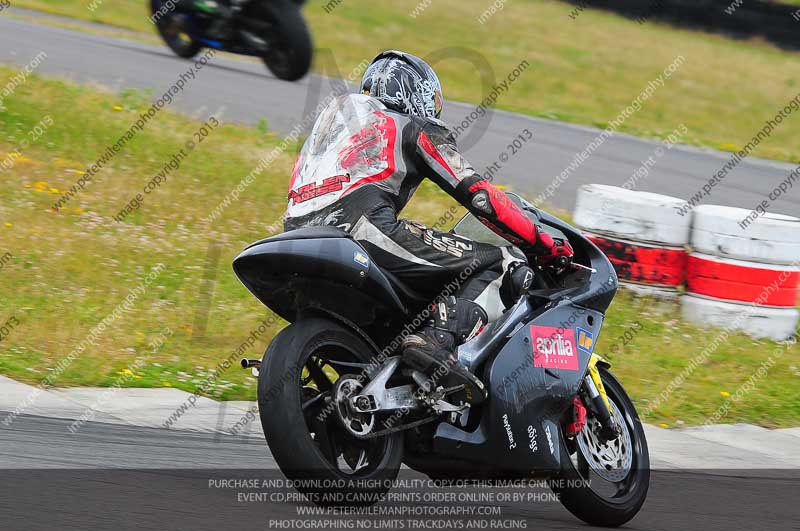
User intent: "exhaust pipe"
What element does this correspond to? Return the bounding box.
[241,358,261,369]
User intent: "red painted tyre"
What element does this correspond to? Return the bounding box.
[587,233,687,287]
[686,253,800,307]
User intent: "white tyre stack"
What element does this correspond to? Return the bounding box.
[574,184,691,297]
[682,205,800,341]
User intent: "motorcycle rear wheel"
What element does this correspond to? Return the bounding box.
[550,367,650,527]
[258,317,403,506]
[151,0,203,58]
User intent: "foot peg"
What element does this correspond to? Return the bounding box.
[241,358,260,376]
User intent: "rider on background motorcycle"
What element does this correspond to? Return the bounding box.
[172,0,237,39]
[284,50,573,400]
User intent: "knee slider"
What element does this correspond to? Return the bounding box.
[454,298,488,343]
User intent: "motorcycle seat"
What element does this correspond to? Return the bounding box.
[248,226,352,247]
[245,226,429,306]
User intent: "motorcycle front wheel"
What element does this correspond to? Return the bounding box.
[550,367,650,527]
[258,316,403,506]
[259,0,312,81]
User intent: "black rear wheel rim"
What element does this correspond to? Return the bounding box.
[298,344,389,477]
[153,0,197,53]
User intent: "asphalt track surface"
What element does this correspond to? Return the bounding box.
[1,14,798,215]
[1,414,798,530]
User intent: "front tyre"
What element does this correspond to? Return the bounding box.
[260,0,312,81]
[258,317,403,506]
[550,367,649,527]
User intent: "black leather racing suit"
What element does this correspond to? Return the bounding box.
[284,93,551,323]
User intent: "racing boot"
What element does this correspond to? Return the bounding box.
[402,297,487,405]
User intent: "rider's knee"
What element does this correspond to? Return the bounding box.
[500,262,534,307]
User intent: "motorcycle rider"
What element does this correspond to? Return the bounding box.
[284,50,573,400]
[172,0,236,40]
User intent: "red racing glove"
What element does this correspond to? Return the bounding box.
[532,228,574,264]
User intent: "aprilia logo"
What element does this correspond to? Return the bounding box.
[537,335,574,358]
[530,325,578,371]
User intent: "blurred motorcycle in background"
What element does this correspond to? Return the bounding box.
[151,0,312,81]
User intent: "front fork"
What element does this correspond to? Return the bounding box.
[583,354,620,442]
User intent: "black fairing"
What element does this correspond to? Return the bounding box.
[232,229,407,332]
[429,195,618,474]
[434,301,604,473]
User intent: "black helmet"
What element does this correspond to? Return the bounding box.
[360,50,443,119]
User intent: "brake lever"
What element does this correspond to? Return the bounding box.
[570,262,597,273]
[543,257,595,276]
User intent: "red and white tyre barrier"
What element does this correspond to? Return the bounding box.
[573,186,798,338]
[574,185,691,295]
[691,205,800,265]
[682,205,800,340]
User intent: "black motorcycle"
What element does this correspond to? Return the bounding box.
[151,0,311,81]
[234,193,650,527]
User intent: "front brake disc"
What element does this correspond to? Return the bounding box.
[576,398,633,483]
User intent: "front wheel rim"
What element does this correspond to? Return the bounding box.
[566,376,646,503]
[265,47,293,75]
[576,398,633,483]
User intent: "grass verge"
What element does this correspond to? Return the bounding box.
[0,68,798,427]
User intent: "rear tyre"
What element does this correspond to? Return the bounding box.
[550,368,649,527]
[151,0,203,58]
[260,0,312,81]
[258,317,403,506]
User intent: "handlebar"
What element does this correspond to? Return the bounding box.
[554,255,571,270]
[534,247,596,278]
